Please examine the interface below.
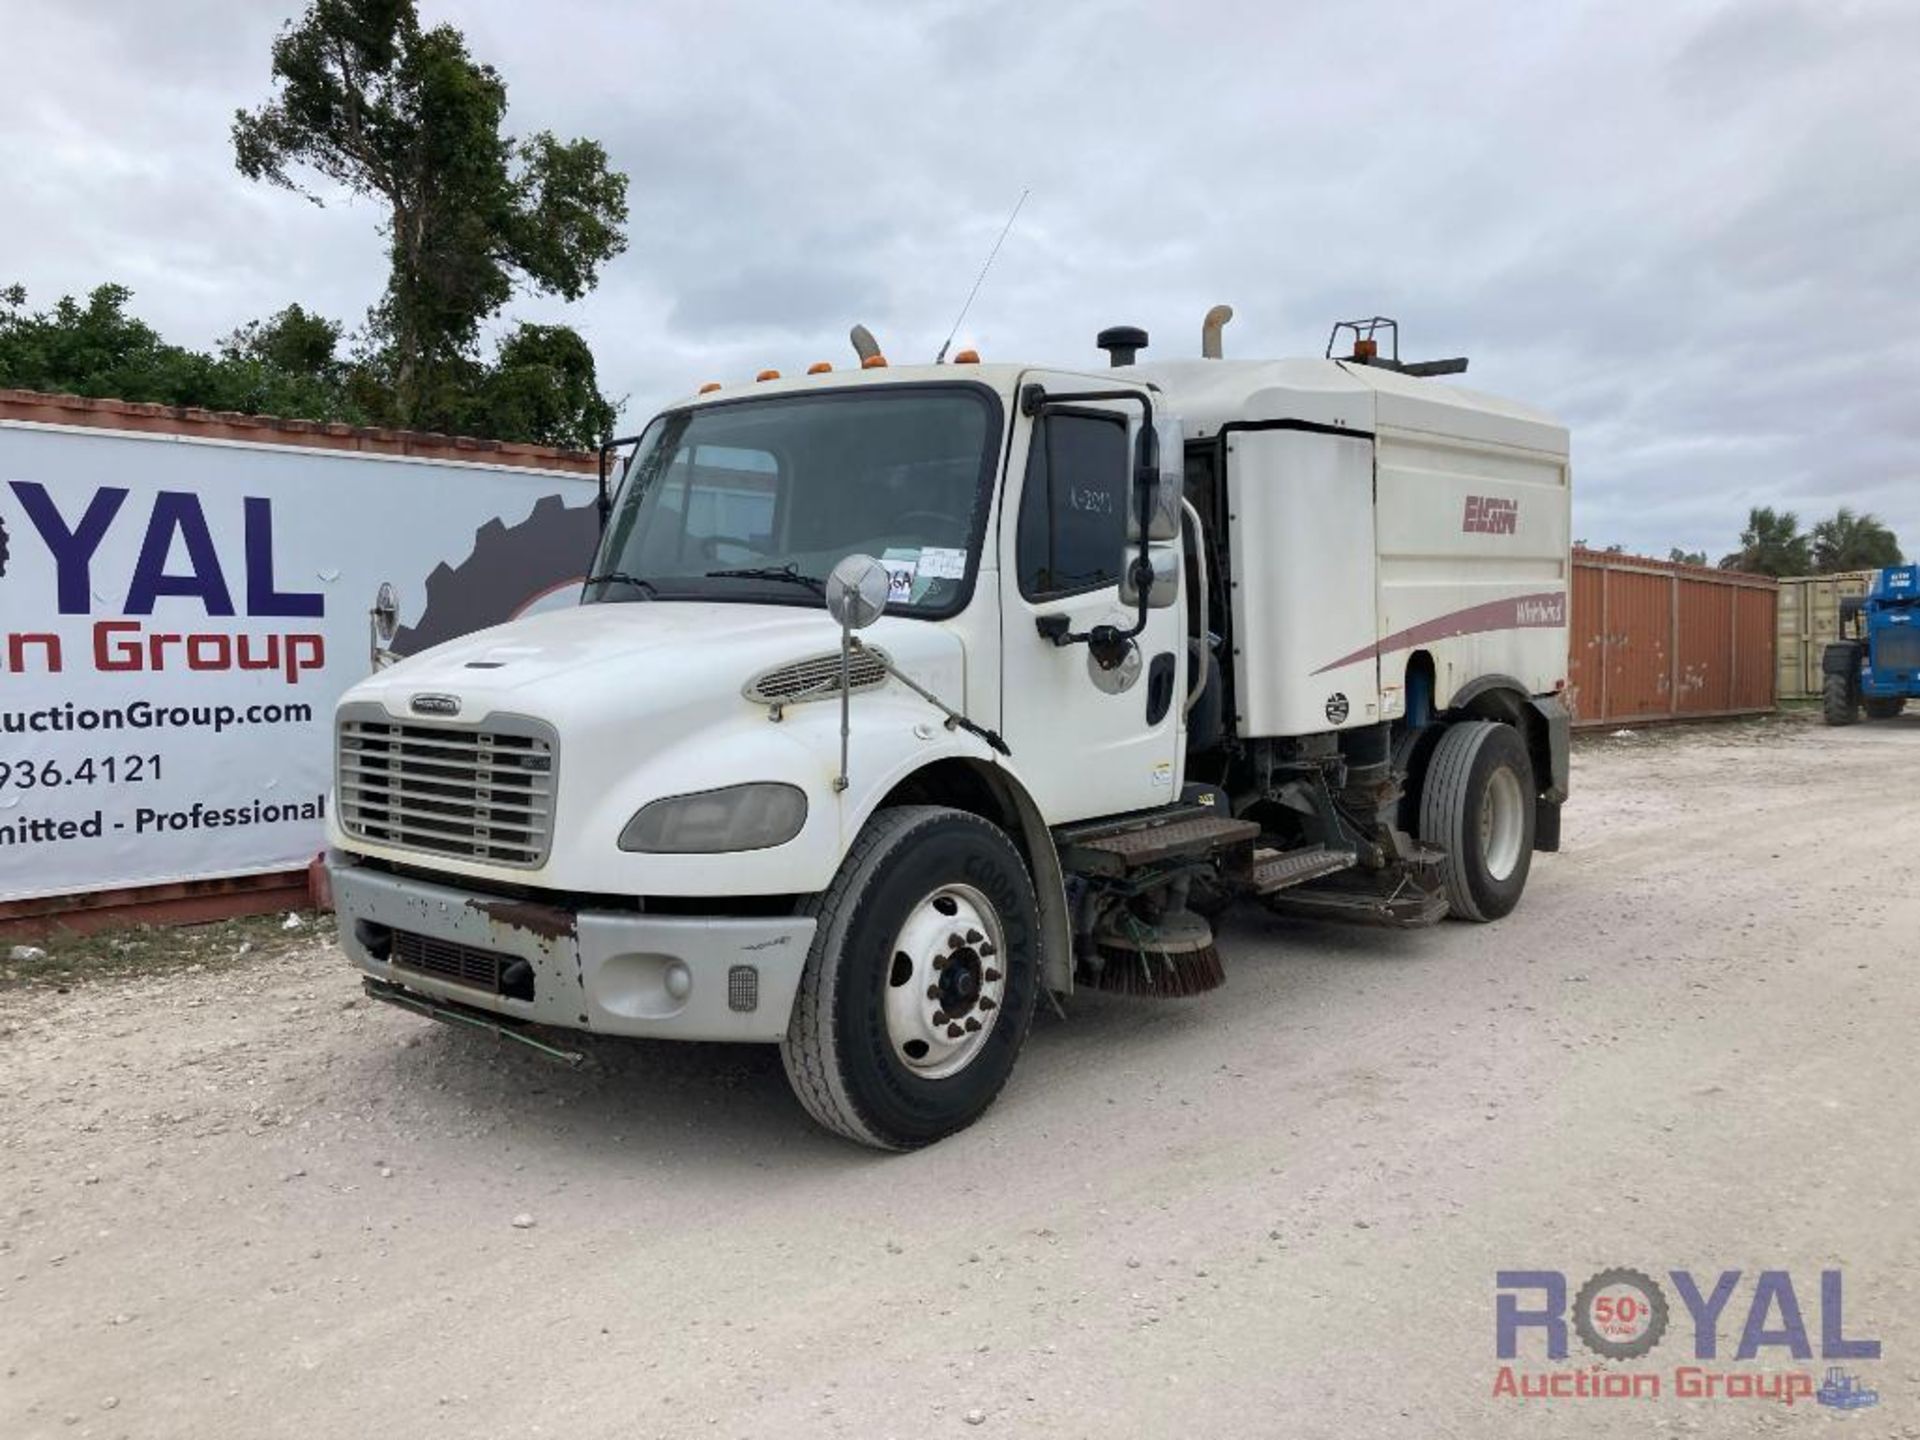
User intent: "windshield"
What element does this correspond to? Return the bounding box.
[587,384,1001,615]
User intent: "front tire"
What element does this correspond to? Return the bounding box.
[1824,673,1859,726]
[1419,721,1535,922]
[780,805,1040,1150]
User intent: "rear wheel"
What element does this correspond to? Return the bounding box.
[780,805,1039,1150]
[1824,673,1859,726]
[1864,696,1906,720]
[1419,721,1535,922]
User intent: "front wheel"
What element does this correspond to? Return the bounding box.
[1419,721,1535,922]
[780,805,1040,1150]
[1823,673,1859,726]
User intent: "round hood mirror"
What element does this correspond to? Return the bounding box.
[371,581,400,646]
[826,553,890,630]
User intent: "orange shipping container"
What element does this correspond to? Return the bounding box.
[1566,550,1776,727]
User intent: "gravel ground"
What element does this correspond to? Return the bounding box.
[3,712,1917,1439]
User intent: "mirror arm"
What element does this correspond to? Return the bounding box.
[596,431,650,532]
[1018,384,1161,662]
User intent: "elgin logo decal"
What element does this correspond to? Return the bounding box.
[1464,495,1519,535]
[2,482,325,684]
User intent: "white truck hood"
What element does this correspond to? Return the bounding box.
[346,600,966,727]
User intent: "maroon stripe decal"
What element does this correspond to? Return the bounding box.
[1312,590,1567,675]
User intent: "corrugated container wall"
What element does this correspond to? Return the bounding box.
[1566,550,1777,727]
[1775,570,1879,699]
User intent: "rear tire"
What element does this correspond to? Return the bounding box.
[1864,696,1906,720]
[1824,673,1859,726]
[780,806,1039,1150]
[1419,721,1535,922]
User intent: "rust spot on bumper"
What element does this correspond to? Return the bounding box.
[467,897,577,943]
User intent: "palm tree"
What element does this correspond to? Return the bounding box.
[1719,507,1812,577]
[1810,507,1902,573]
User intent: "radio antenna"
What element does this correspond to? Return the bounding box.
[934,188,1028,364]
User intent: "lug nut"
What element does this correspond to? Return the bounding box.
[966,928,984,944]
[964,1018,981,1033]
[979,942,997,957]
[927,985,941,1000]
[933,955,951,970]
[933,1011,949,1026]
[946,1023,964,1039]
[978,997,997,1012]
[984,968,1002,983]
[948,933,965,949]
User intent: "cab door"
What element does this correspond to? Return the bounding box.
[996,374,1185,823]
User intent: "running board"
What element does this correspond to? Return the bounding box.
[1249,845,1356,895]
[1057,811,1260,876]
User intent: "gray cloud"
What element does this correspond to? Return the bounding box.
[2,0,1915,561]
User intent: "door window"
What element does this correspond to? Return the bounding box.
[1016,410,1129,600]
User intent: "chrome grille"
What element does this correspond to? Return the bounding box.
[742,648,890,708]
[337,708,556,867]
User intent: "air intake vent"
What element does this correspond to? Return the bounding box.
[743,648,891,709]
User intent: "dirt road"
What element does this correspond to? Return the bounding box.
[4,714,1917,1438]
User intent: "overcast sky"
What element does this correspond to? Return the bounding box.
[4,0,1916,560]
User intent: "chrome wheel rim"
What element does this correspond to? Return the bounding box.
[882,883,1006,1080]
[1481,764,1526,882]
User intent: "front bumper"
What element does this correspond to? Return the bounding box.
[328,855,816,1042]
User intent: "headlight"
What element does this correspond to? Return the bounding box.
[619,783,808,853]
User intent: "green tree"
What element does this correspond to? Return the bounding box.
[1809,507,1902,573]
[463,323,618,450]
[232,0,629,429]
[0,282,362,422]
[1718,506,1812,577]
[1668,547,1708,566]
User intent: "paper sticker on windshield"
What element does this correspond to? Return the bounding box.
[919,547,967,580]
[886,559,918,603]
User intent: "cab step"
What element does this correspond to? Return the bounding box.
[1249,844,1355,895]
[1056,808,1260,876]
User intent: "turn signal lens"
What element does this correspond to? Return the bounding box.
[861,354,889,369]
[698,382,721,393]
[807,361,833,374]
[756,369,781,382]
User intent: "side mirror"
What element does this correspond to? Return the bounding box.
[1127,415,1184,542]
[1118,546,1179,609]
[826,553,890,631]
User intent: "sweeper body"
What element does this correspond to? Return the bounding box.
[327,313,1572,1150]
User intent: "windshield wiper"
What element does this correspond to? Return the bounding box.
[703,563,825,595]
[583,571,658,598]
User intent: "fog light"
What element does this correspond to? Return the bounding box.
[664,961,692,1001]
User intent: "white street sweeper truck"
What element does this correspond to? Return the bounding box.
[327,310,1572,1149]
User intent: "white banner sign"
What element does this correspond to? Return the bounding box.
[0,421,599,902]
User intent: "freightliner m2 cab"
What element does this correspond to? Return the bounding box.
[328,313,1572,1149]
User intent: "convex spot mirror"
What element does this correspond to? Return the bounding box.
[371,581,400,647]
[1118,545,1180,609]
[1127,415,1185,543]
[826,553,891,630]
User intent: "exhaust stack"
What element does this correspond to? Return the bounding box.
[1201,304,1233,358]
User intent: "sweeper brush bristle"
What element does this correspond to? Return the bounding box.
[1088,942,1225,998]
